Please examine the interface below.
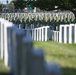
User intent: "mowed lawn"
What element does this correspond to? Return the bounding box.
[34,41,76,75]
[0,59,10,75]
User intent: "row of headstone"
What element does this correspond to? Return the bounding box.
[0,18,14,66]
[19,23,76,44]
[1,12,75,30]
[1,11,74,17]
[50,30,59,42]
[50,24,76,44]
[31,26,50,41]
[17,23,76,44]
[19,26,50,41]
[0,18,62,75]
[1,12,75,24]
[59,24,76,44]
[12,17,75,29]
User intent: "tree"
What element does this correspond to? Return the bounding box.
[13,0,26,9]
[0,2,6,9]
[33,0,76,20]
[8,1,15,10]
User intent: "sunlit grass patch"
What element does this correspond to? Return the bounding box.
[34,41,76,75]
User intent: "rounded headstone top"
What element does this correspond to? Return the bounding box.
[44,63,62,75]
[32,48,44,58]
[23,34,33,43]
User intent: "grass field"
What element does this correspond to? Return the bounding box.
[0,41,76,75]
[34,41,76,75]
[0,59,10,75]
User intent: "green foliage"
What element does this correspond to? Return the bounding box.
[33,0,76,10]
[8,1,15,9]
[0,3,6,9]
[13,0,26,9]
[32,0,76,19]
[11,0,76,19]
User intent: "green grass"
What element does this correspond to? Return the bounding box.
[34,41,76,75]
[0,59,10,75]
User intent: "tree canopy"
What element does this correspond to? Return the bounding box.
[0,2,6,9]
[33,0,76,17]
[8,1,15,9]
[12,0,26,9]
[12,0,76,19]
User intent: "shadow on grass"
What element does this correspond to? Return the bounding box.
[0,72,13,75]
[0,68,76,75]
[63,67,76,75]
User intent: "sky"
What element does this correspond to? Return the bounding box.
[0,0,12,4]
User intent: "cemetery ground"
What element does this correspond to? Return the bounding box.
[34,41,76,75]
[0,41,76,75]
